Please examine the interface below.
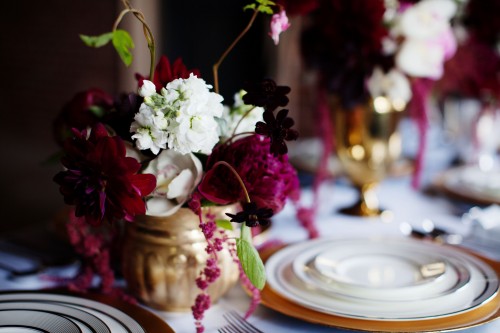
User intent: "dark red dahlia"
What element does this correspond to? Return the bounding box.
[54,123,156,226]
[197,135,300,214]
[301,0,388,106]
[53,89,114,146]
[436,38,500,100]
[277,0,319,16]
[136,55,201,92]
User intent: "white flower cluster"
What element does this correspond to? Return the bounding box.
[131,74,224,155]
[219,90,264,139]
[367,0,457,103]
[391,0,457,79]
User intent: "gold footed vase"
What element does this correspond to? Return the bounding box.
[331,95,404,216]
[121,205,239,312]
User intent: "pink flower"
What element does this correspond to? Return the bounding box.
[197,135,300,214]
[269,10,291,45]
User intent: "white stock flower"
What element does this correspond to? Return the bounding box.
[398,0,457,40]
[130,74,224,155]
[367,67,412,104]
[219,90,264,138]
[138,80,157,98]
[143,149,203,216]
[169,114,220,154]
[396,39,446,79]
[130,104,169,155]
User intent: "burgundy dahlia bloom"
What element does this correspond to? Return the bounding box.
[198,135,300,214]
[136,55,201,92]
[53,88,114,146]
[54,123,156,226]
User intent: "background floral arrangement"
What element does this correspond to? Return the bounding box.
[436,0,500,102]
[52,1,298,332]
[279,0,457,195]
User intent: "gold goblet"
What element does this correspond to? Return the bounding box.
[331,95,405,216]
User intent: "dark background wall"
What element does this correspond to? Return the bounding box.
[0,1,119,233]
[161,0,269,103]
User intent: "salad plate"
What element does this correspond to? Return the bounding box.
[292,239,470,302]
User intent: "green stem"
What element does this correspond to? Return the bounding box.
[220,131,256,146]
[113,2,156,80]
[231,106,257,137]
[212,9,259,94]
[211,161,251,203]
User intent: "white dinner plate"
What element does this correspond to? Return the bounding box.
[0,293,145,333]
[292,239,470,302]
[442,166,500,204]
[266,237,499,320]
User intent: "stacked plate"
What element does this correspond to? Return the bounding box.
[440,166,500,205]
[0,292,173,333]
[265,237,499,321]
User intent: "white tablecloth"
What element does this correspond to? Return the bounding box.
[1,176,499,332]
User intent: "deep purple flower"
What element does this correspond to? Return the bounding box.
[54,123,156,226]
[102,93,142,141]
[53,89,114,146]
[197,135,300,214]
[136,55,201,92]
[226,202,273,228]
[255,109,299,155]
[242,79,291,111]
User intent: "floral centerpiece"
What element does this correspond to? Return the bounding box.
[295,0,456,184]
[52,1,298,331]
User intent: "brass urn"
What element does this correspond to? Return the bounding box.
[121,205,239,311]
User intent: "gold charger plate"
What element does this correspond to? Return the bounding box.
[259,243,500,332]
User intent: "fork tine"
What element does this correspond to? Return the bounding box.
[219,326,231,333]
[225,310,264,333]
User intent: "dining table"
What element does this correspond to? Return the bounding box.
[1,172,499,333]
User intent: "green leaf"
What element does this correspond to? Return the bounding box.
[257,5,274,14]
[236,237,266,290]
[88,105,106,118]
[79,32,113,48]
[112,29,135,67]
[216,219,233,231]
[243,3,256,10]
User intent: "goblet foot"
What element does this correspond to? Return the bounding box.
[339,183,382,217]
[339,200,382,217]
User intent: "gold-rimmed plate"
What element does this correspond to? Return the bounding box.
[259,239,500,332]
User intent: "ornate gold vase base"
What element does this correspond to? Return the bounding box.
[121,206,240,312]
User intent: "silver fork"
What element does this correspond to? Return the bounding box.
[218,310,264,333]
